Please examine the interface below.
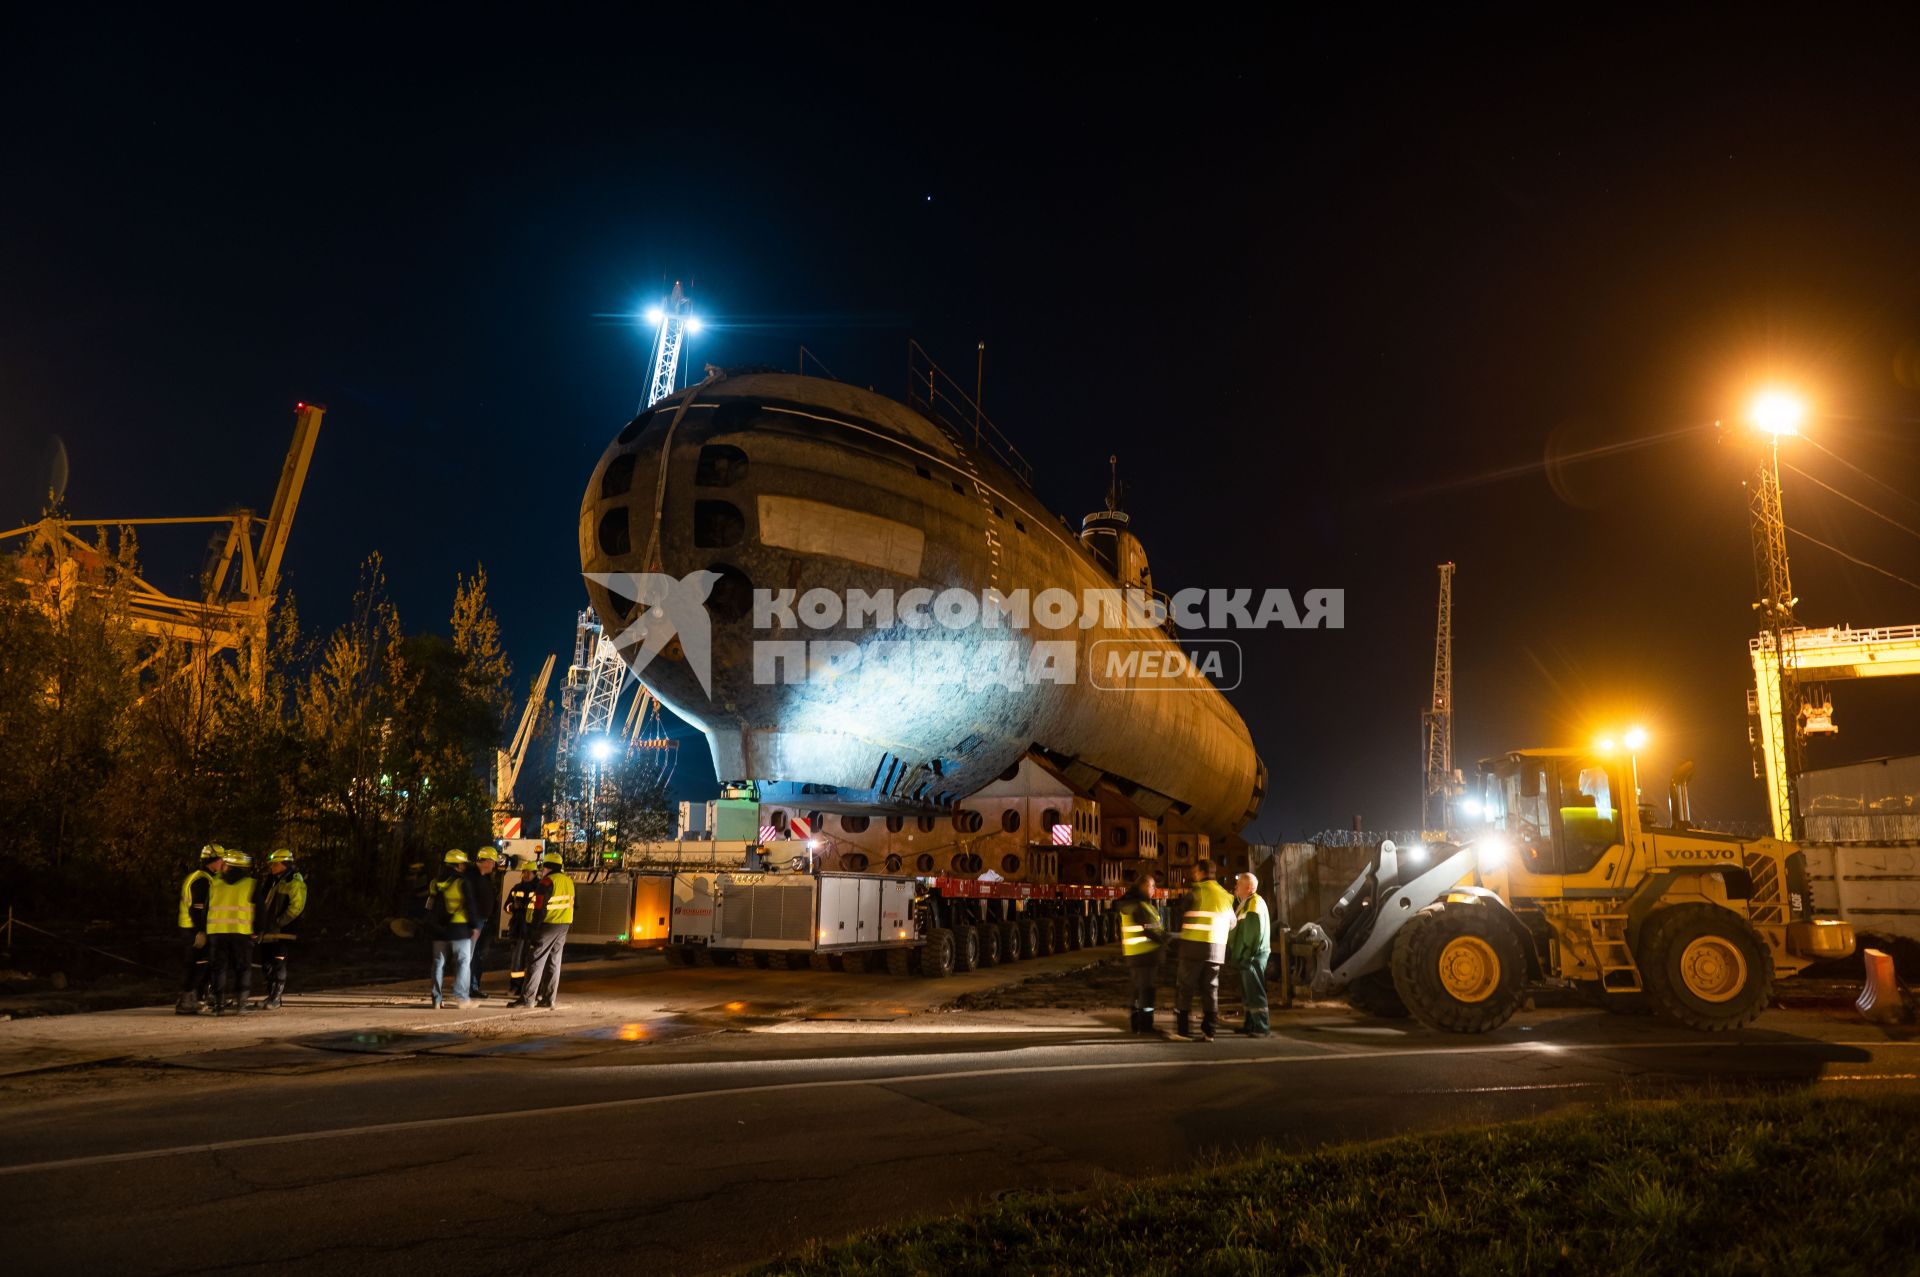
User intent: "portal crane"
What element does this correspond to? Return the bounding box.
[1749,623,1920,837]
[1,402,324,702]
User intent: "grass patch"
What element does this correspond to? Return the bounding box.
[752,1092,1920,1275]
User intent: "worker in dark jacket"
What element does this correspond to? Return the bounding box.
[503,857,541,999]
[254,849,308,1009]
[1116,874,1169,1035]
[466,845,502,999]
[175,844,221,1015]
[510,851,574,1010]
[425,849,479,1010]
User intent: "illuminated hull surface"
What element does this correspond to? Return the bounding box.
[580,373,1264,839]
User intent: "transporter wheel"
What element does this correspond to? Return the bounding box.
[977,923,1003,967]
[1020,918,1041,959]
[784,951,811,971]
[1001,921,1026,963]
[952,925,981,973]
[809,953,836,973]
[751,952,772,970]
[1033,918,1055,957]
[1637,904,1773,1032]
[1345,969,1410,1019]
[712,950,740,967]
[885,946,914,977]
[1102,913,1119,944]
[693,946,716,967]
[840,952,869,974]
[1065,915,1084,950]
[1390,902,1528,1033]
[917,928,955,978]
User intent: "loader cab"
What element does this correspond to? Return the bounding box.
[1479,749,1628,882]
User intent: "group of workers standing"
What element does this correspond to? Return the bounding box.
[422,847,575,1010]
[1115,859,1270,1041]
[175,842,576,1015]
[176,845,307,1015]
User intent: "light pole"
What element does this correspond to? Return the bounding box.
[1747,389,1805,839]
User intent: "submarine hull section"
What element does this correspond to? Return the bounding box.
[580,373,1263,840]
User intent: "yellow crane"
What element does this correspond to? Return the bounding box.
[2,402,324,701]
[495,653,556,836]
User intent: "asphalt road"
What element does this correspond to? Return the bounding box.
[3,998,1913,1276]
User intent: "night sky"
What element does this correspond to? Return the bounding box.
[8,13,1920,839]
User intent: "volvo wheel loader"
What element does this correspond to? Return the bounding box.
[1299,744,1856,1033]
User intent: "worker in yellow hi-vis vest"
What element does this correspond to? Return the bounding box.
[176,844,221,1015]
[1115,872,1169,1035]
[206,850,258,1016]
[1171,860,1235,1042]
[426,849,479,1010]
[511,851,574,1010]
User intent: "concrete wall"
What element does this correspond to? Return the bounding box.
[1264,842,1377,930]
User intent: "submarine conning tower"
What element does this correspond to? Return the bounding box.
[1079,455,1152,595]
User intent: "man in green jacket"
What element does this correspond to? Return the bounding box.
[254,849,308,1009]
[1228,871,1273,1037]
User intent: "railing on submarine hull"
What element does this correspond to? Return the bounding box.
[905,338,1035,486]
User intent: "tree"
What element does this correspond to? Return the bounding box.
[295,553,410,905]
[452,566,511,731]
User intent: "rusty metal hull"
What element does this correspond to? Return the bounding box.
[579,373,1264,839]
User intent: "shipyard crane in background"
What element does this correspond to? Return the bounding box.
[1,402,324,702]
[641,281,701,412]
[494,653,555,837]
[549,283,700,840]
[1421,561,1458,834]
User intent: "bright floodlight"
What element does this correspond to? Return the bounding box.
[643,306,664,326]
[1624,726,1649,750]
[1406,844,1428,863]
[1477,834,1509,869]
[1456,796,1483,819]
[686,316,704,334]
[1596,736,1617,754]
[588,738,615,763]
[1749,389,1806,437]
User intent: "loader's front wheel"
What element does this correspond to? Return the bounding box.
[1391,902,1527,1033]
[1638,904,1772,1031]
[1345,969,1410,1019]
